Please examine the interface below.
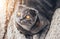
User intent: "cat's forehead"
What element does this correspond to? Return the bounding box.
[18,5,38,13]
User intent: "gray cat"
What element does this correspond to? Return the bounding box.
[15,0,57,39]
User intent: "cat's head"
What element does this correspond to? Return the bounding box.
[15,6,38,31]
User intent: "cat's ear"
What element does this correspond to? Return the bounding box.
[29,9,36,17]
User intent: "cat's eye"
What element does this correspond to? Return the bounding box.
[26,15,30,20]
[17,12,21,16]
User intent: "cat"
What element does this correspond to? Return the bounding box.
[15,0,57,39]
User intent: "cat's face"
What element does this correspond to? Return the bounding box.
[15,6,38,31]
